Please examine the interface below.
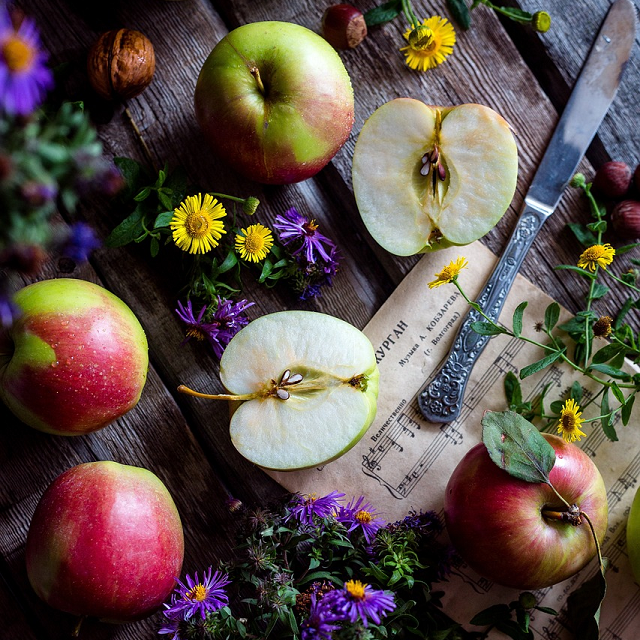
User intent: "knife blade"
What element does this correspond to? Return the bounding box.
[418,0,637,424]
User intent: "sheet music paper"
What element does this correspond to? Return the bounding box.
[267,241,640,640]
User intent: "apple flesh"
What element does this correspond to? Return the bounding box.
[352,99,518,256]
[194,21,354,185]
[0,278,148,435]
[26,461,184,622]
[444,433,607,589]
[180,311,378,471]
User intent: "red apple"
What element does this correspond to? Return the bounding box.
[0,278,148,435]
[26,461,184,622]
[444,433,608,589]
[194,21,354,185]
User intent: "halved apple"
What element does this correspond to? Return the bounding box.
[352,98,518,256]
[179,311,379,471]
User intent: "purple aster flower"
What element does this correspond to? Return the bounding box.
[388,509,443,536]
[0,291,20,328]
[165,567,230,620]
[274,207,336,265]
[322,580,395,628]
[175,297,253,359]
[335,496,385,544]
[158,610,182,639]
[63,222,101,263]
[301,594,342,640]
[286,491,345,526]
[0,6,53,115]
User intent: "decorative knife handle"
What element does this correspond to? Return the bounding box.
[418,202,549,423]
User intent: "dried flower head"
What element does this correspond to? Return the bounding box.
[593,315,613,339]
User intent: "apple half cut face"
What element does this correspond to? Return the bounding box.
[352,99,519,256]
[183,311,379,471]
[223,311,379,470]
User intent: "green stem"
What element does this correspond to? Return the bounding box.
[581,510,606,575]
[71,616,86,638]
[401,0,421,28]
[605,270,640,294]
[208,192,247,204]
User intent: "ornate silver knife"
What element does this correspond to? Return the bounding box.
[418,0,637,423]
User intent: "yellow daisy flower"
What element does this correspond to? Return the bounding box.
[577,243,615,272]
[400,16,456,71]
[235,223,274,263]
[428,256,468,289]
[557,398,586,443]
[170,194,226,254]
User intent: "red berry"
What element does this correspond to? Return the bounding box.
[611,200,640,240]
[322,4,367,50]
[592,161,632,199]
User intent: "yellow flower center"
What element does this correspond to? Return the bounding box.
[244,231,266,254]
[582,247,604,261]
[304,493,317,503]
[2,35,34,73]
[186,327,207,341]
[408,26,435,51]
[185,212,211,238]
[561,413,577,432]
[345,580,367,600]
[186,584,208,602]
[355,509,373,524]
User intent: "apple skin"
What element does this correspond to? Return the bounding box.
[626,485,640,583]
[26,461,184,623]
[0,278,148,435]
[194,21,354,185]
[444,433,608,590]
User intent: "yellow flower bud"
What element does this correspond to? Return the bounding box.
[532,11,551,33]
[408,25,434,50]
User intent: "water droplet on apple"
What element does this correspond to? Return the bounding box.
[50,361,59,368]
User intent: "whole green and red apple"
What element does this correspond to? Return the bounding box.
[26,461,184,622]
[444,433,608,589]
[194,21,354,185]
[0,278,148,435]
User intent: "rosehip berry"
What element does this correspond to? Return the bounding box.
[592,161,632,199]
[322,4,367,50]
[611,200,640,240]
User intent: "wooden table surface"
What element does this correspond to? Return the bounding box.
[2,0,639,638]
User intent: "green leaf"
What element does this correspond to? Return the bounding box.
[520,349,564,380]
[591,343,625,364]
[481,411,556,484]
[133,186,151,202]
[600,390,619,441]
[114,157,147,197]
[588,363,630,380]
[611,382,625,405]
[512,301,527,337]
[617,242,640,255]
[587,220,607,234]
[495,619,534,640]
[447,0,472,29]
[470,321,507,336]
[622,394,635,426]
[544,302,560,331]
[164,166,188,201]
[218,250,239,274]
[364,0,402,26]
[554,264,596,279]
[150,236,159,257]
[157,189,174,211]
[590,282,610,300]
[566,222,598,247]
[566,559,609,640]
[504,371,522,408]
[615,297,635,329]
[534,605,559,615]
[470,603,511,626]
[155,168,166,188]
[549,400,564,415]
[154,211,173,229]
[105,205,145,247]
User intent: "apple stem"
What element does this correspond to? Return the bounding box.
[250,66,265,94]
[177,384,255,402]
[541,503,582,526]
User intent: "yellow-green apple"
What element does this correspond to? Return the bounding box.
[194,21,354,185]
[444,433,607,589]
[626,485,640,583]
[26,461,184,622]
[352,99,518,255]
[179,311,379,470]
[0,278,148,435]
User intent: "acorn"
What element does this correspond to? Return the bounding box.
[592,161,632,199]
[87,29,156,101]
[322,4,367,49]
[611,200,640,240]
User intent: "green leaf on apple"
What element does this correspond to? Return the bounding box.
[566,557,609,640]
[481,410,555,484]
